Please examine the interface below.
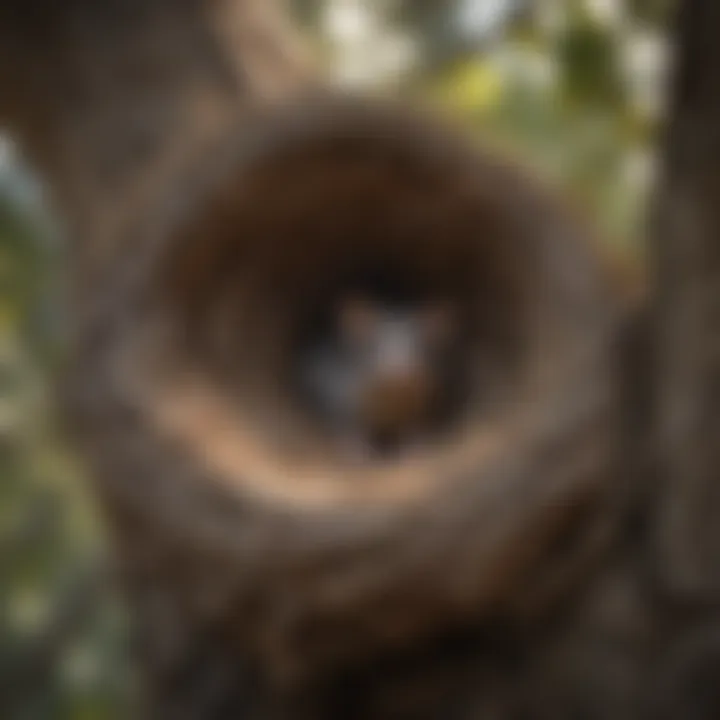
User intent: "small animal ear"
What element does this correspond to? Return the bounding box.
[338,296,377,344]
[422,301,457,346]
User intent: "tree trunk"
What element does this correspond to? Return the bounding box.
[653,1,720,600]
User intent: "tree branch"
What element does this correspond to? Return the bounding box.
[0,0,311,299]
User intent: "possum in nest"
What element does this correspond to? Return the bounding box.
[296,292,464,460]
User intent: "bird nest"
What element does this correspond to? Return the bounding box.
[69,94,625,676]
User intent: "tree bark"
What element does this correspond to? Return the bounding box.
[652,1,720,600]
[0,0,311,311]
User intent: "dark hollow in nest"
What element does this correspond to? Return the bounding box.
[135,96,608,472]
[105,94,618,479]
[89,93,619,492]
